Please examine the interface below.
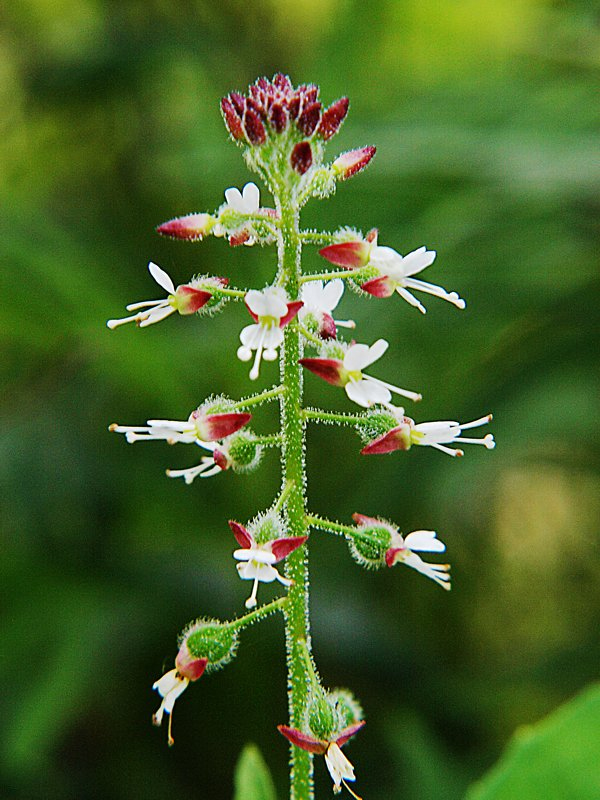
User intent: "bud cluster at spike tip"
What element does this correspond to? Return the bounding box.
[221,74,349,145]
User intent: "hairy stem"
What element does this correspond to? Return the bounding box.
[277,184,313,800]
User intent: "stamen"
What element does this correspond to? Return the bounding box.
[246,578,260,608]
[250,326,268,380]
[460,414,493,430]
[334,318,356,329]
[454,435,495,449]
[125,299,164,311]
[429,443,464,457]
[397,286,426,314]
[342,779,363,800]
[167,711,175,747]
[366,374,422,403]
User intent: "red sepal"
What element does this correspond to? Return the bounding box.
[335,720,366,747]
[228,520,254,550]
[175,286,213,314]
[319,312,337,340]
[244,108,266,145]
[175,653,208,682]
[202,412,252,441]
[318,240,370,269]
[352,512,382,528]
[360,426,411,455]
[229,229,252,247]
[299,357,344,386]
[280,301,303,328]
[270,535,308,562]
[213,449,231,471]
[385,547,405,568]
[277,725,327,755]
[360,275,395,298]
[334,145,376,180]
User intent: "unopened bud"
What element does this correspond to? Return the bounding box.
[227,430,263,472]
[181,618,239,672]
[156,213,216,241]
[291,141,313,175]
[348,513,394,569]
[332,146,376,180]
[308,691,336,741]
[318,97,349,140]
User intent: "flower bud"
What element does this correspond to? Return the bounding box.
[180,618,239,672]
[221,96,245,141]
[332,146,376,180]
[355,408,404,444]
[348,513,394,569]
[308,691,336,741]
[317,97,349,140]
[226,430,263,472]
[328,689,363,731]
[291,141,313,175]
[156,213,216,241]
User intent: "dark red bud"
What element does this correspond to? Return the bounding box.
[269,103,288,133]
[304,86,319,104]
[319,312,337,340]
[221,98,245,141]
[230,92,245,114]
[273,73,292,92]
[243,107,266,145]
[318,97,349,140]
[297,102,322,136]
[229,229,252,247]
[287,94,301,120]
[291,141,313,175]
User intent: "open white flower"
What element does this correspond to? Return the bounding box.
[237,287,302,380]
[325,743,360,797]
[152,669,190,745]
[365,245,466,314]
[386,528,451,590]
[299,279,355,338]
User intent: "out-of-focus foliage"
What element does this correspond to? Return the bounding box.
[234,744,277,800]
[466,684,600,800]
[0,0,598,798]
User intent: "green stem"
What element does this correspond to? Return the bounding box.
[298,324,323,348]
[306,514,356,537]
[273,479,295,513]
[303,408,366,426]
[255,433,283,447]
[229,386,284,410]
[299,230,341,245]
[230,596,288,630]
[214,287,247,298]
[299,270,356,284]
[277,183,313,800]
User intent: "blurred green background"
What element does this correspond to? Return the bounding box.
[1,0,598,798]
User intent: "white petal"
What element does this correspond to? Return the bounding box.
[224,186,243,209]
[242,182,260,212]
[153,669,181,697]
[262,327,284,349]
[404,530,446,553]
[301,280,324,307]
[345,379,391,408]
[343,343,371,371]
[245,290,268,316]
[370,245,402,274]
[148,261,175,294]
[236,561,279,582]
[365,338,389,366]
[262,290,288,318]
[321,279,344,311]
[233,548,277,565]
[161,678,189,714]
[397,247,436,278]
[325,743,355,786]
[240,323,264,348]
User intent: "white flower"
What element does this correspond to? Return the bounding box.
[237,287,301,380]
[224,182,261,214]
[152,669,189,746]
[234,547,292,609]
[387,529,451,590]
[299,279,355,336]
[411,414,495,457]
[342,340,422,408]
[368,245,465,314]
[325,743,361,798]
[107,262,180,329]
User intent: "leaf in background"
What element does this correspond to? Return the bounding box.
[233,744,277,800]
[466,683,600,800]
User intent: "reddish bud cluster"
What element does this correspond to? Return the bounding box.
[221,74,349,175]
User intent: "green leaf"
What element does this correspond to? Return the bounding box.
[233,743,277,800]
[466,684,600,800]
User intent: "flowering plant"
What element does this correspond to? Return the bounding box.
[108,73,494,799]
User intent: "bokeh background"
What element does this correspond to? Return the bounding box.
[1,1,599,798]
